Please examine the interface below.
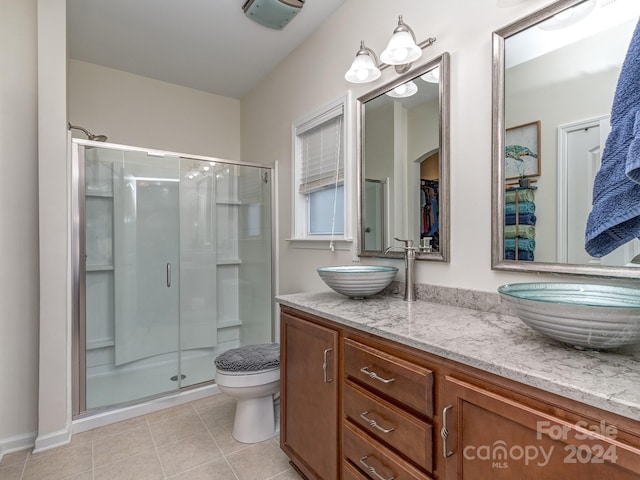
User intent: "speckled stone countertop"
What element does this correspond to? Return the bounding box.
[276,290,640,422]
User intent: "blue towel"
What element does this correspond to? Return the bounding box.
[585,19,640,257]
[505,213,536,226]
[505,250,534,261]
[505,201,535,215]
[505,238,535,252]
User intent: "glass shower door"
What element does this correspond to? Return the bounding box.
[84,147,181,409]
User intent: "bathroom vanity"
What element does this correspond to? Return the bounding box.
[277,291,640,480]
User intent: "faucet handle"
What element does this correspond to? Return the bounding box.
[393,237,415,249]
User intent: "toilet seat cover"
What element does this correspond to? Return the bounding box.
[214,343,280,372]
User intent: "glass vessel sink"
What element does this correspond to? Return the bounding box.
[498,283,640,350]
[317,265,398,299]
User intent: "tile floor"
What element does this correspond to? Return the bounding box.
[0,394,301,480]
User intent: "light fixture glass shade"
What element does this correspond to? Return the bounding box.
[380,31,422,65]
[421,66,440,83]
[386,81,418,98]
[345,52,381,83]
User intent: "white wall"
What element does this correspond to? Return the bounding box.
[242,0,572,295]
[0,0,40,456]
[68,60,241,160]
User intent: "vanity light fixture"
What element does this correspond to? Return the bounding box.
[344,41,382,83]
[380,16,423,70]
[386,80,418,98]
[344,15,436,84]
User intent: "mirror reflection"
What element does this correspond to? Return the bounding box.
[358,53,449,261]
[493,0,640,277]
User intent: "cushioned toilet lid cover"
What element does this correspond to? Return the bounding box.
[214,343,280,372]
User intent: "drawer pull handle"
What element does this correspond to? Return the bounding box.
[442,404,454,458]
[360,366,395,384]
[359,456,395,480]
[323,348,333,383]
[360,411,395,433]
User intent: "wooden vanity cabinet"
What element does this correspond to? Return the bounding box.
[279,306,640,480]
[441,374,640,479]
[280,308,340,480]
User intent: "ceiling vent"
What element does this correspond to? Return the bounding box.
[242,0,304,30]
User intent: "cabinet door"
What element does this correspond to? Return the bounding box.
[281,311,339,480]
[442,376,640,479]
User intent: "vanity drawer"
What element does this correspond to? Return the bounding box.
[344,381,433,472]
[343,460,369,480]
[344,338,434,417]
[343,422,432,480]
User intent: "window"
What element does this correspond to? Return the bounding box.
[292,96,349,246]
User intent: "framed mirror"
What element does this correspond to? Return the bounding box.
[492,0,640,278]
[357,53,450,261]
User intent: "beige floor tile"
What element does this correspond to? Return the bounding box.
[0,450,28,467]
[269,468,304,480]
[92,415,148,439]
[208,422,246,456]
[190,393,234,412]
[94,449,163,480]
[23,442,92,480]
[0,462,24,480]
[168,457,237,480]
[156,432,222,477]
[93,424,154,467]
[197,399,236,432]
[226,440,291,480]
[149,409,208,447]
[145,403,195,425]
[63,471,94,480]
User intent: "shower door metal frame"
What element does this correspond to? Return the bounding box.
[71,138,276,417]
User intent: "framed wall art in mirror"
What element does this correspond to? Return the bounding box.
[357,52,450,262]
[492,0,640,278]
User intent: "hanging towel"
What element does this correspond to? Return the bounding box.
[505,250,534,261]
[505,213,536,226]
[504,238,535,252]
[585,19,640,257]
[505,201,535,215]
[504,224,535,239]
[505,189,536,203]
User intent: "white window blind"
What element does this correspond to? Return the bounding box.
[297,104,344,195]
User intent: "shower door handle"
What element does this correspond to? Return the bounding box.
[166,263,171,288]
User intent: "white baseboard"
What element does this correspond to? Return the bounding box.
[33,427,71,454]
[0,431,38,462]
[72,383,220,434]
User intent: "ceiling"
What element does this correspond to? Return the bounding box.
[67,0,346,99]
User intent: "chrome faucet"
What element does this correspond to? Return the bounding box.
[384,237,417,302]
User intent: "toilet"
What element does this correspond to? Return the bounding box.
[214,343,280,443]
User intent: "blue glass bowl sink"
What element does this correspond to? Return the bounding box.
[317,265,398,299]
[498,283,640,350]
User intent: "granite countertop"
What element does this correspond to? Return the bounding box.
[276,290,640,422]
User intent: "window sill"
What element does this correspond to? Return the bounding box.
[286,237,353,251]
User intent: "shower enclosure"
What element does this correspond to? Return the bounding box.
[72,140,273,415]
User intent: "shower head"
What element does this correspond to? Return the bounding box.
[68,123,108,142]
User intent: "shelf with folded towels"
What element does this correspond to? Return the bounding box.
[505,186,536,261]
